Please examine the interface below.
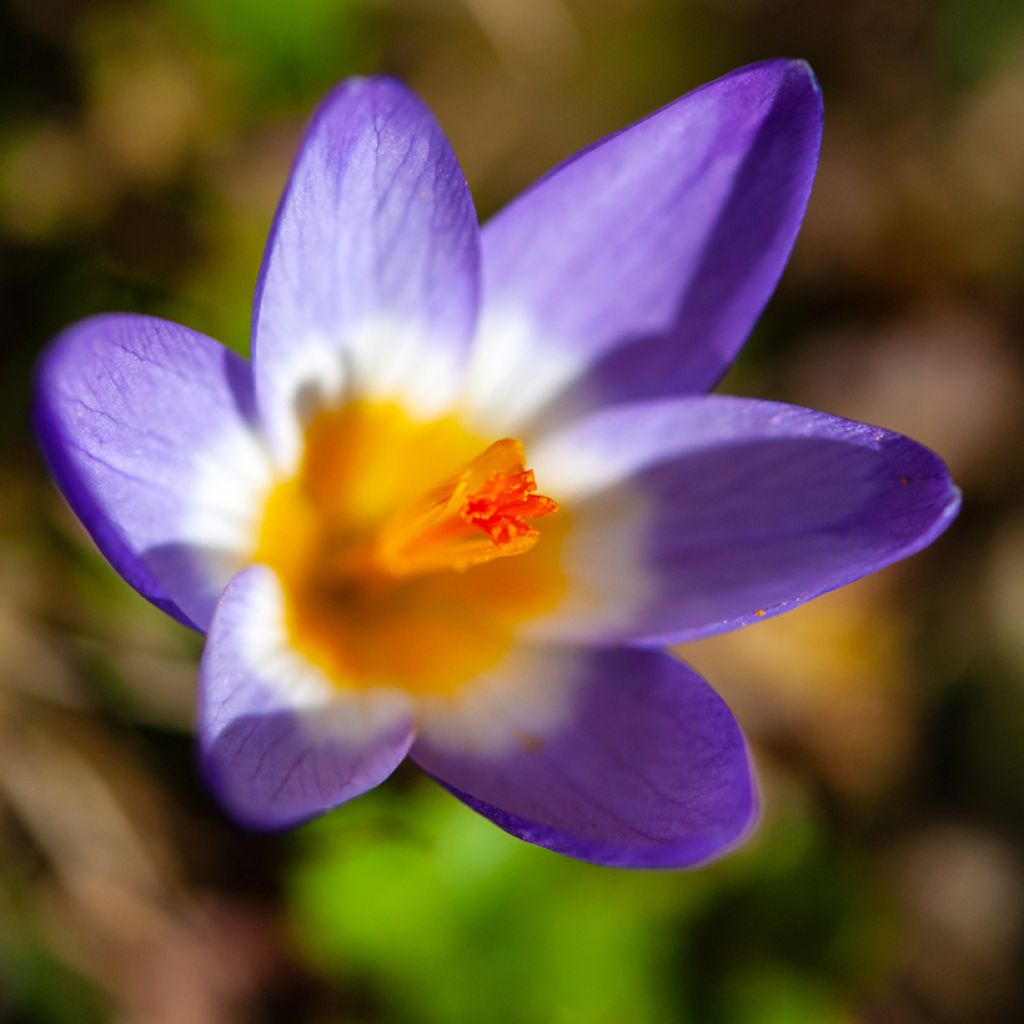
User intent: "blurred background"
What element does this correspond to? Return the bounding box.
[2,0,1023,1021]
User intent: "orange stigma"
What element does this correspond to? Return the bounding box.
[461,468,559,546]
[375,438,558,577]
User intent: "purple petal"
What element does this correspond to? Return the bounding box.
[413,646,757,868]
[252,76,481,464]
[34,314,271,630]
[530,396,960,644]
[198,565,415,830]
[466,59,822,432]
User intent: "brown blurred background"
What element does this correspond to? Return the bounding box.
[2,1,1023,1022]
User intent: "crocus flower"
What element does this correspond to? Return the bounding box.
[34,60,958,868]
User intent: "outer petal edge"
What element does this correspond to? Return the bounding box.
[33,313,270,630]
[528,396,961,647]
[413,647,759,869]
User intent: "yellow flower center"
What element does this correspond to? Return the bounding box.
[254,401,566,696]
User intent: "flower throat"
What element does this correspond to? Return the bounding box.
[254,401,564,695]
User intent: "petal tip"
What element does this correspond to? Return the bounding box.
[729,57,824,128]
[791,58,822,95]
[925,478,962,547]
[722,56,819,94]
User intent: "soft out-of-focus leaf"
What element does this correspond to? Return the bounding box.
[937,0,1024,87]
[164,0,376,100]
[0,937,109,1024]
[287,777,890,1024]
[289,783,685,1024]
